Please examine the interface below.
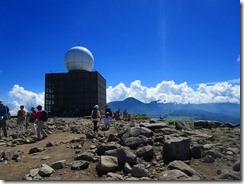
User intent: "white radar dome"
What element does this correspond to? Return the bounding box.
[64,46,94,72]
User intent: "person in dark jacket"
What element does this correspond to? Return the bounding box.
[0,100,8,137]
[104,104,112,118]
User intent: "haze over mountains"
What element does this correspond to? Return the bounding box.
[108,97,240,124]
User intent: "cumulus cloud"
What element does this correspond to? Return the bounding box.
[5,79,240,115]
[107,79,240,104]
[7,85,44,116]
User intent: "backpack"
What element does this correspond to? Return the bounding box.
[41,110,48,122]
[5,106,10,119]
[92,110,97,119]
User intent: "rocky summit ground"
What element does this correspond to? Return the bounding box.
[0,116,241,181]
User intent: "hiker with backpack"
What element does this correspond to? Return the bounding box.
[0,100,9,138]
[104,104,113,118]
[28,107,37,136]
[91,105,101,133]
[17,105,26,134]
[35,105,48,141]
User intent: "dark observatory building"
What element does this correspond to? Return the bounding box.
[45,46,106,117]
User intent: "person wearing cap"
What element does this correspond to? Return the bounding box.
[0,100,8,137]
[91,105,101,132]
[17,105,26,134]
[103,111,112,130]
[35,105,47,141]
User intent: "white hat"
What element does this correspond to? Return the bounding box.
[94,105,99,109]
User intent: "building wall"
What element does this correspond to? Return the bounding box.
[45,71,106,117]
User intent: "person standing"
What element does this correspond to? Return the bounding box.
[17,105,26,133]
[0,100,8,138]
[104,104,112,118]
[29,107,37,136]
[91,105,101,132]
[103,112,112,130]
[35,105,47,141]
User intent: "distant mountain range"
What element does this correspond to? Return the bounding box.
[108,97,240,124]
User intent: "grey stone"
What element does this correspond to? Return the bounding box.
[167,160,200,179]
[218,169,240,180]
[38,164,55,177]
[202,155,215,163]
[46,141,58,147]
[96,143,120,155]
[96,156,118,173]
[71,160,90,170]
[163,135,191,163]
[1,149,15,160]
[116,146,137,165]
[158,169,191,180]
[132,164,149,178]
[139,122,168,131]
[28,147,44,154]
[123,162,132,175]
[51,160,66,170]
[232,161,240,172]
[136,145,154,160]
[124,135,148,149]
[190,144,202,159]
[75,151,94,161]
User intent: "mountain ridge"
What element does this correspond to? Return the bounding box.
[108,97,240,124]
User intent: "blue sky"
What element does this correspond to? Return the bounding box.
[0,0,241,114]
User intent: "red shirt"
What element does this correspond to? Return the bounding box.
[36,110,43,121]
[30,111,36,118]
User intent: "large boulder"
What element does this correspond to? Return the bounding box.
[96,156,118,174]
[116,147,137,165]
[105,146,137,165]
[124,135,149,149]
[139,122,168,131]
[96,143,120,155]
[163,135,191,164]
[175,121,190,131]
[167,160,200,180]
[136,145,154,161]
[121,127,153,143]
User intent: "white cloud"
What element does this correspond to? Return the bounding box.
[5,79,240,115]
[226,78,240,84]
[107,80,240,104]
[7,85,44,116]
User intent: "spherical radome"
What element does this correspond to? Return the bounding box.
[64,46,94,72]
